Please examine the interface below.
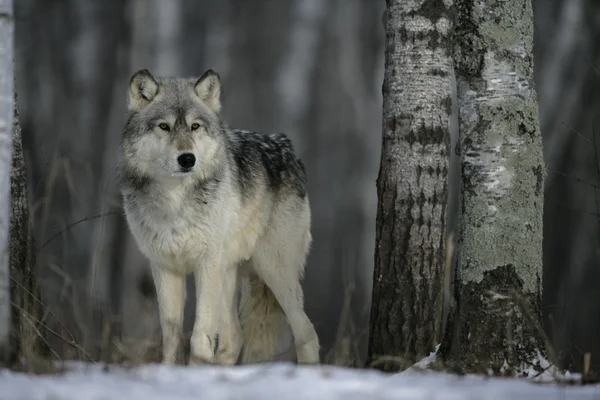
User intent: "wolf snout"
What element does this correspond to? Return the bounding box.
[177,153,196,170]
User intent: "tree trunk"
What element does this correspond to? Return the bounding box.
[10,93,49,369]
[440,0,546,374]
[368,0,451,371]
[0,0,15,367]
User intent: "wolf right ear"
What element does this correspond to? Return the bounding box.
[128,69,158,111]
[194,69,221,114]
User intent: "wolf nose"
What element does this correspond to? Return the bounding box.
[177,153,196,169]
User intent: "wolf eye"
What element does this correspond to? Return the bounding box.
[158,123,170,131]
[191,123,201,131]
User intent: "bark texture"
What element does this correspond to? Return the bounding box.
[368,0,451,371]
[441,0,546,374]
[0,0,14,366]
[10,95,48,367]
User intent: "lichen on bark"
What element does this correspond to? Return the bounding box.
[441,0,546,374]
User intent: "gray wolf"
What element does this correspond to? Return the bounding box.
[117,68,320,366]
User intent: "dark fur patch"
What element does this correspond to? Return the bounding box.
[228,130,307,199]
[121,171,152,192]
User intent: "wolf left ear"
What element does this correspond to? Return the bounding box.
[129,69,158,111]
[194,69,221,113]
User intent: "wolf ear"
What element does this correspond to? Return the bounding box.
[194,69,221,113]
[128,69,158,111]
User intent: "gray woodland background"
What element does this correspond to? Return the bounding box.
[10,0,600,370]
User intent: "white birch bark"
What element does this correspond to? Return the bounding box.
[368,0,452,370]
[441,0,546,373]
[0,0,14,365]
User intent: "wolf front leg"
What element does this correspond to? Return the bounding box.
[190,257,242,365]
[215,262,243,365]
[151,264,186,365]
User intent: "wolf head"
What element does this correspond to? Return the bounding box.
[120,69,225,181]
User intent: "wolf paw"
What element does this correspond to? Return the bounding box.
[215,343,241,365]
[189,332,216,365]
[189,354,214,366]
[215,331,242,365]
[296,336,320,364]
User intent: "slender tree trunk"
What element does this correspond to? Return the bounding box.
[440,0,546,373]
[0,0,15,367]
[368,0,451,371]
[10,93,48,368]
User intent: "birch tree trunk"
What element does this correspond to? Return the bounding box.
[0,0,14,366]
[368,0,451,371]
[441,0,546,373]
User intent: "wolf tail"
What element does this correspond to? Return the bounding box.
[237,271,296,364]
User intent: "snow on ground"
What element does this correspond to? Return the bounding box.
[1,361,599,400]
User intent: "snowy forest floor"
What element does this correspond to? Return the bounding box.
[1,360,599,399]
